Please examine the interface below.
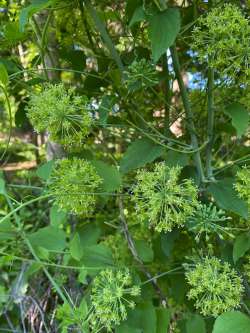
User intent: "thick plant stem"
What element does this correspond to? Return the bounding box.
[84,0,124,76]
[170,45,205,184]
[206,66,215,180]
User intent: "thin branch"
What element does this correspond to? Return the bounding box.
[118,196,168,306]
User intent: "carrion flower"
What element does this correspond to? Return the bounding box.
[26,83,92,146]
[90,268,140,331]
[48,158,102,215]
[185,256,244,317]
[132,163,199,232]
[187,203,232,242]
[191,4,250,81]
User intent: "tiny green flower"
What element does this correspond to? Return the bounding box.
[244,256,250,283]
[191,4,250,81]
[185,257,244,317]
[102,233,130,264]
[26,83,92,146]
[48,158,102,215]
[235,166,250,212]
[90,268,140,331]
[187,203,232,242]
[132,163,199,232]
[125,59,158,91]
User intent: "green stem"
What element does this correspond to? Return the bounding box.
[0,85,12,162]
[4,194,68,304]
[31,17,49,80]
[206,66,215,180]
[170,45,205,184]
[0,194,51,225]
[84,0,124,75]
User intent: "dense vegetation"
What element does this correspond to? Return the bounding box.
[0,0,249,332]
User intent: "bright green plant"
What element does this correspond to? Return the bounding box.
[132,163,199,232]
[48,158,102,215]
[192,4,250,81]
[187,203,232,242]
[185,257,244,317]
[235,167,250,211]
[90,268,140,331]
[26,83,92,146]
[0,0,249,332]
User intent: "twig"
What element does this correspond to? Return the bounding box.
[118,196,168,306]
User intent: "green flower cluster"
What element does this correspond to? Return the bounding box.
[48,158,102,215]
[187,203,232,242]
[125,59,158,91]
[102,234,130,264]
[235,167,250,211]
[185,257,244,317]
[244,256,250,283]
[26,83,92,146]
[90,268,140,331]
[192,4,250,81]
[132,163,199,232]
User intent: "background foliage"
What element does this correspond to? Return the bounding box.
[0,0,249,332]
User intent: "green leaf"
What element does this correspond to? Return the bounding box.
[36,160,55,181]
[208,178,248,219]
[78,269,88,284]
[98,95,114,126]
[36,246,49,260]
[0,219,16,241]
[19,0,53,32]
[134,240,154,263]
[81,244,114,272]
[50,205,67,227]
[233,232,250,263]
[156,308,171,333]
[0,63,9,86]
[165,150,189,167]
[120,138,164,174]
[129,6,146,27]
[0,178,6,195]
[148,8,181,62]
[161,230,179,257]
[213,311,250,333]
[116,325,141,333]
[78,224,101,247]
[224,103,249,137]
[91,160,121,192]
[69,233,82,261]
[137,302,157,333]
[186,314,206,333]
[28,226,66,253]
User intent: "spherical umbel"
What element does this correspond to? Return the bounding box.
[90,269,140,331]
[26,83,92,146]
[192,4,250,82]
[132,163,199,233]
[185,257,244,317]
[48,158,102,215]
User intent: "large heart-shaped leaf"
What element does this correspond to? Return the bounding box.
[148,8,181,62]
[213,311,250,333]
